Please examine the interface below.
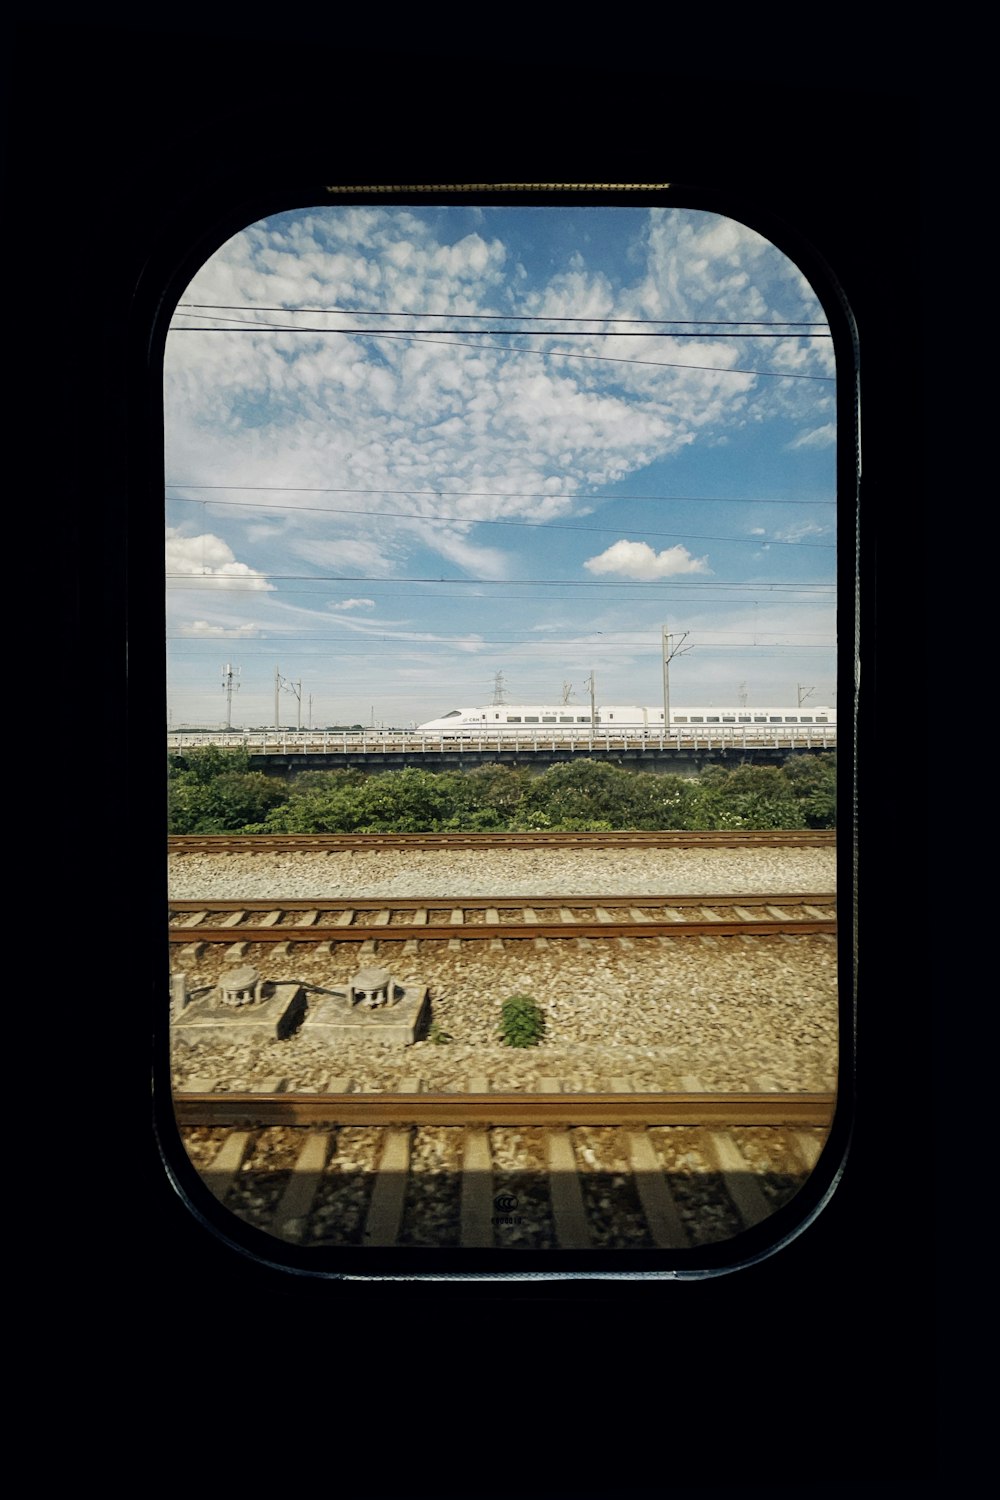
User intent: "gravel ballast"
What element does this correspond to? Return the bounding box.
[168,845,836,901]
[169,846,840,1097]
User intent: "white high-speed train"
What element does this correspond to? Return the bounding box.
[416,704,836,735]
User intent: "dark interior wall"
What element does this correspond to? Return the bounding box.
[15,24,936,1488]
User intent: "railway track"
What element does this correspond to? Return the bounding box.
[169,830,836,855]
[175,1078,833,1250]
[169,892,837,945]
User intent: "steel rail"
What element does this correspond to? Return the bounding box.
[170,918,836,942]
[168,894,837,943]
[169,830,836,854]
[172,1089,837,1128]
[169,891,836,914]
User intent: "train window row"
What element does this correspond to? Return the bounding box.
[502,716,594,724]
[453,715,830,727]
[673,715,829,725]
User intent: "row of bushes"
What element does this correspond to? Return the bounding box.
[167,747,836,833]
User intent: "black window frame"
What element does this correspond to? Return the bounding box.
[132,164,868,1288]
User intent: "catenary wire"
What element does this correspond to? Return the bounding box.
[178,302,829,328]
[167,492,833,516]
[166,496,833,547]
[168,321,834,382]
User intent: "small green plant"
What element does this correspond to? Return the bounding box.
[498,994,547,1048]
[427,1021,454,1045]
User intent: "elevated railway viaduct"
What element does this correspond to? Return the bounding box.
[168,730,837,778]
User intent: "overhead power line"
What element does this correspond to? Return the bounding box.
[168,483,836,507]
[165,573,836,589]
[173,313,829,339]
[167,495,833,547]
[178,301,829,329]
[168,632,834,645]
[168,321,834,382]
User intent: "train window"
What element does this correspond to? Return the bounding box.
[800,716,814,724]
[785,716,799,723]
[158,181,848,1281]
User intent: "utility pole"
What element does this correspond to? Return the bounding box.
[662,626,692,726]
[274,667,302,729]
[586,672,596,730]
[221,663,240,729]
[492,671,508,705]
[561,681,574,705]
[797,684,815,708]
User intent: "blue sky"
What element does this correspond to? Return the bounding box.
[164,204,837,729]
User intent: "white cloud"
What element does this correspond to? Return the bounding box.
[325,611,486,653]
[331,597,376,610]
[177,620,260,638]
[395,520,510,579]
[289,537,397,573]
[787,423,837,450]
[773,519,834,544]
[583,539,712,579]
[165,203,832,551]
[165,528,273,589]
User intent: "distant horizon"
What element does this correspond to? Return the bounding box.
[168,693,838,733]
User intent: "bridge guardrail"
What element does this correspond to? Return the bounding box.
[167,728,837,753]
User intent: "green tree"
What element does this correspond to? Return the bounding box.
[782,753,837,828]
[522,761,640,829]
[688,763,806,830]
[168,770,288,832]
[443,764,531,829]
[168,744,250,783]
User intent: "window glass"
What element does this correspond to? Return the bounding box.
[164,194,840,1270]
